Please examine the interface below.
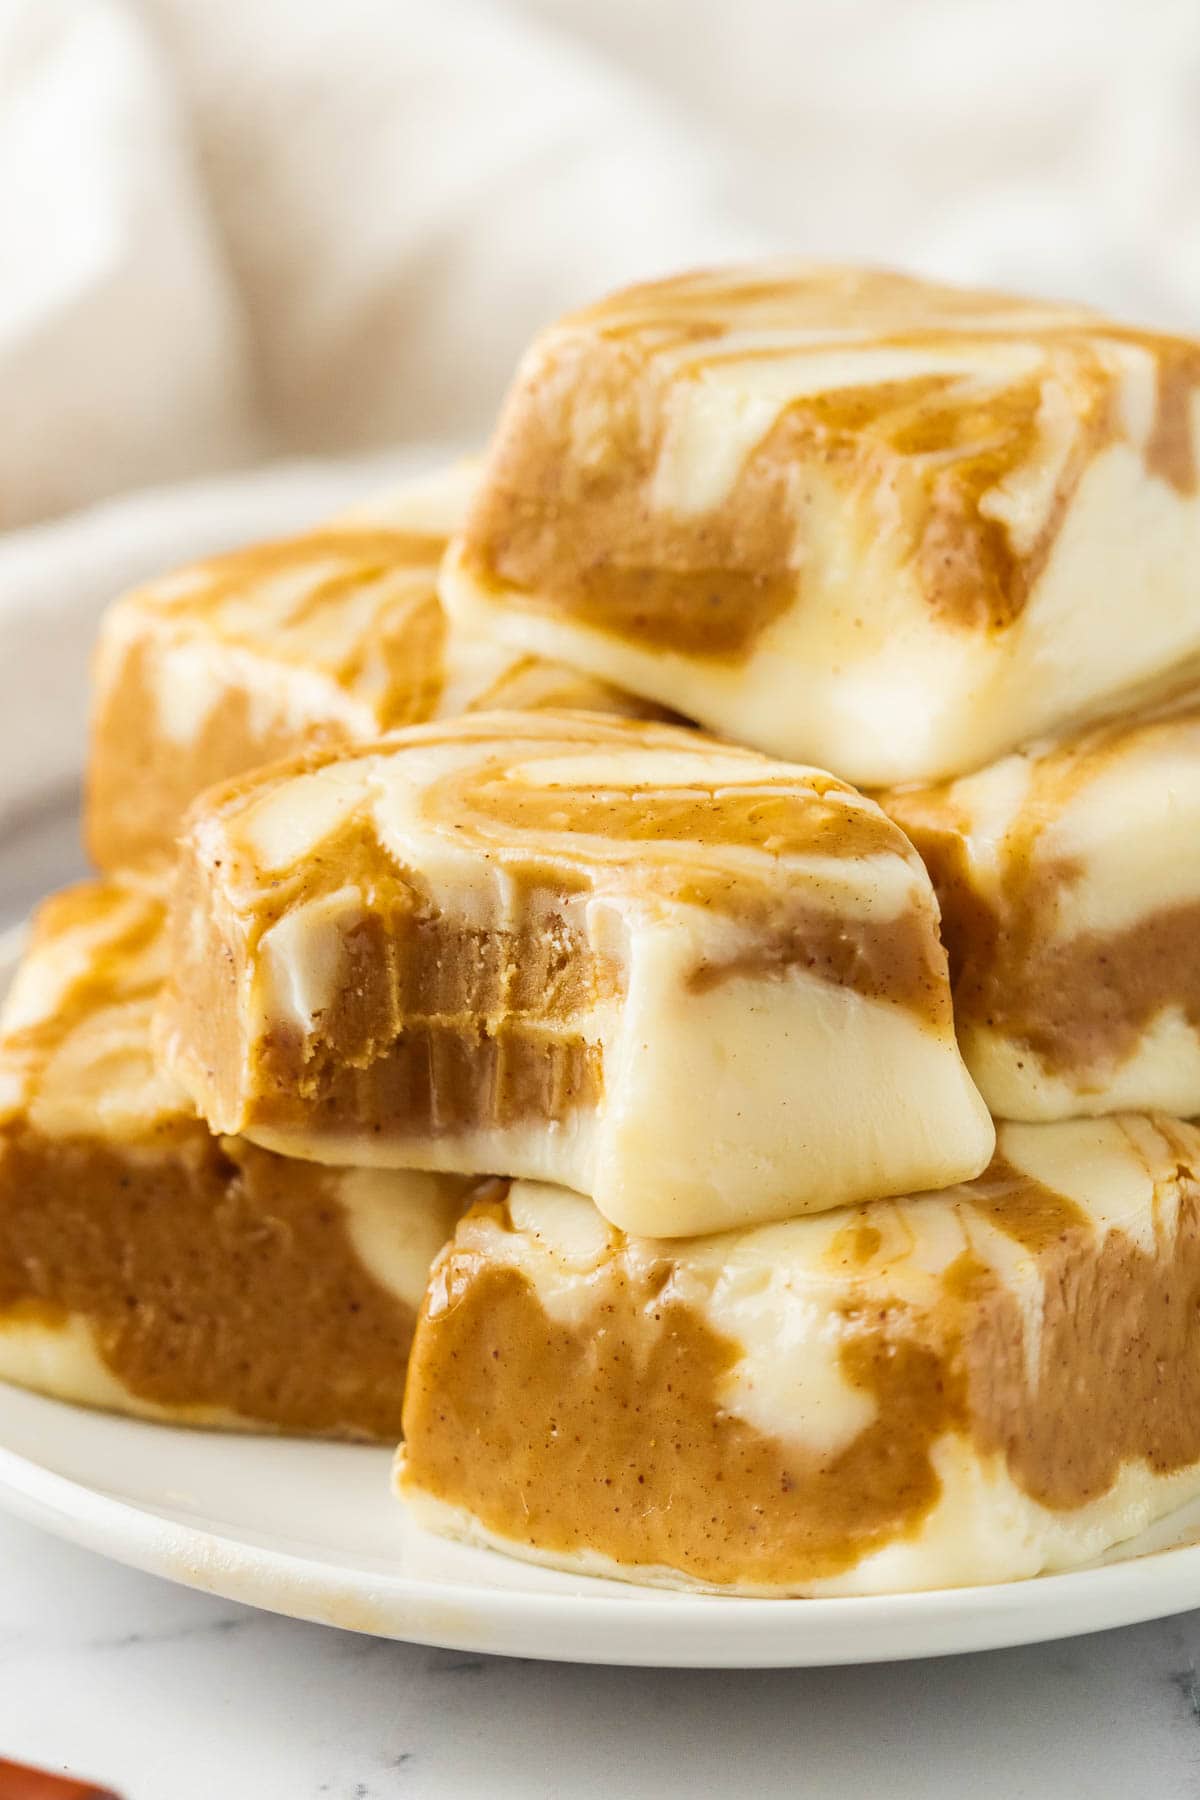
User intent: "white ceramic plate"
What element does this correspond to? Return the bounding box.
[5,922,1200,1668]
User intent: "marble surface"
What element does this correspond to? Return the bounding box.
[0,1509,1199,1799]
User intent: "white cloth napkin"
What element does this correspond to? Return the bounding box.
[1,0,1198,847]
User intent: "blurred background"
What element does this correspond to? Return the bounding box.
[1,0,1198,912]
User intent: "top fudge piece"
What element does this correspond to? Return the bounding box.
[87,461,658,884]
[442,263,1200,785]
[156,710,993,1237]
[884,697,1200,1121]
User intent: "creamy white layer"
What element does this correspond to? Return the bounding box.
[172,714,993,1235]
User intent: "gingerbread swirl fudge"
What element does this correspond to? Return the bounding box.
[156,711,993,1237]
[885,699,1200,1121]
[87,460,659,885]
[399,1115,1200,1595]
[0,883,467,1437]
[442,263,1200,786]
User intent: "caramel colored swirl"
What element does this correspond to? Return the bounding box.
[221,711,949,1026]
[0,1126,425,1439]
[460,262,1200,658]
[905,829,1200,1078]
[401,1118,1200,1589]
[163,710,990,1234]
[128,528,451,721]
[0,882,463,1437]
[86,464,664,884]
[403,1231,961,1587]
[885,700,1200,1095]
[0,885,174,1135]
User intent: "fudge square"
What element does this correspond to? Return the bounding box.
[443,262,1200,785]
[156,710,992,1238]
[399,1115,1200,1595]
[0,882,466,1436]
[86,460,657,884]
[884,698,1200,1121]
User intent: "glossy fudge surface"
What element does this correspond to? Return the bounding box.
[885,699,1200,1120]
[444,263,1200,784]
[400,1116,1200,1595]
[87,461,659,884]
[0,883,466,1436]
[157,710,992,1236]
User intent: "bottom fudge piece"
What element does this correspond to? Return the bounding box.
[0,883,466,1438]
[399,1115,1200,1594]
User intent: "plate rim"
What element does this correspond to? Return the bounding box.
[4,1413,1200,1667]
[4,916,1200,1666]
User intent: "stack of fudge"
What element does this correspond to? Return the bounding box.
[5,263,1200,1597]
